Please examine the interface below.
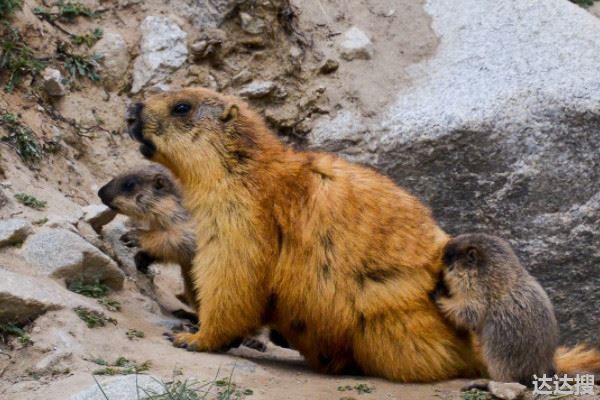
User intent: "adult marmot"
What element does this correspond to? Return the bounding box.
[126,87,600,381]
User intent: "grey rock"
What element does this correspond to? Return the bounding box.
[189,0,244,29]
[33,350,73,375]
[68,374,166,400]
[92,30,129,86]
[102,219,137,277]
[238,80,275,98]
[81,204,117,233]
[239,12,265,35]
[76,221,105,250]
[338,27,374,61]
[310,0,600,345]
[319,58,339,74]
[0,269,73,324]
[232,69,253,86]
[0,218,32,247]
[22,228,124,289]
[131,16,188,93]
[42,68,66,97]
[488,381,527,400]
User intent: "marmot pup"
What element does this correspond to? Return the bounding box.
[98,165,198,308]
[434,233,559,384]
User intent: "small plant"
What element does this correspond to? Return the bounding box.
[126,329,145,340]
[462,388,493,400]
[33,1,97,22]
[62,50,103,82]
[570,0,599,6]
[68,280,110,298]
[1,113,42,162]
[73,306,117,328]
[337,383,375,395]
[14,193,46,209]
[97,297,121,312]
[0,24,45,92]
[71,28,103,47]
[93,356,151,375]
[0,322,33,346]
[0,0,22,19]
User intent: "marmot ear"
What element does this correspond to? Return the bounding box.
[220,103,239,123]
[465,247,480,267]
[153,174,165,190]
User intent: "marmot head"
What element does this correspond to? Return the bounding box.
[126,87,272,184]
[442,233,522,296]
[98,165,182,225]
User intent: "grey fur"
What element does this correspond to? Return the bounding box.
[440,233,559,384]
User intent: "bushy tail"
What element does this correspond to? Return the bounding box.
[555,344,600,376]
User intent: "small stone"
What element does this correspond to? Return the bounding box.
[0,218,32,247]
[33,350,72,374]
[238,80,276,98]
[232,69,253,86]
[22,228,125,289]
[191,40,209,57]
[338,26,374,61]
[488,381,527,400]
[101,219,137,277]
[320,58,339,74]
[42,68,66,97]
[81,204,117,233]
[239,12,266,35]
[68,374,166,400]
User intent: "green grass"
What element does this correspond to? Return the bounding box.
[570,0,599,6]
[97,297,121,312]
[73,306,117,328]
[0,24,45,92]
[61,50,103,82]
[0,322,32,346]
[71,28,103,47]
[1,113,42,163]
[126,329,145,340]
[93,357,151,376]
[33,1,97,22]
[462,388,493,400]
[0,0,23,19]
[14,193,46,209]
[337,383,375,395]
[68,280,110,298]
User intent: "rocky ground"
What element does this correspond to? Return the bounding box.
[1,0,599,399]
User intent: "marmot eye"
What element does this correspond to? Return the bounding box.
[122,179,136,192]
[172,102,192,116]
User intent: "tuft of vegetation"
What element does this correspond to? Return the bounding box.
[337,383,375,395]
[0,0,23,19]
[1,113,43,162]
[60,47,103,82]
[14,193,47,209]
[33,1,97,22]
[68,280,110,298]
[93,356,151,376]
[97,297,121,312]
[126,329,145,340]
[71,28,103,47]
[0,24,45,92]
[462,388,493,400]
[73,306,117,328]
[0,322,33,346]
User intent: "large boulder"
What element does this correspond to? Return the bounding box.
[0,269,74,324]
[0,218,32,247]
[92,30,129,88]
[310,0,600,345]
[22,228,125,290]
[131,16,188,93]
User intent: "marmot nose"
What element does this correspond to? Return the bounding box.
[97,185,111,206]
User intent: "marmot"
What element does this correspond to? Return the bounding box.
[125,87,600,381]
[433,233,558,384]
[98,165,198,308]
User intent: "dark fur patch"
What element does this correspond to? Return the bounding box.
[355,265,399,288]
[267,293,278,312]
[322,231,334,252]
[319,263,331,280]
[290,320,306,334]
[269,330,290,349]
[276,223,284,255]
[358,313,366,332]
[318,353,332,366]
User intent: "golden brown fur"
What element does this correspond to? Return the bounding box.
[125,87,599,381]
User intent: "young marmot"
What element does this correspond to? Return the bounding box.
[98,165,198,308]
[434,233,558,384]
[124,87,600,382]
